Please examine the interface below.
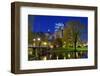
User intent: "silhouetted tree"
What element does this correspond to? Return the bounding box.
[65,21,85,58]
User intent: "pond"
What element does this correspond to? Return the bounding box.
[28,47,88,60]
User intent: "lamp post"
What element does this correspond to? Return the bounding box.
[33,38,38,59]
[33,38,36,46]
[37,37,41,41]
[37,37,41,47]
[37,38,41,48]
[33,38,41,60]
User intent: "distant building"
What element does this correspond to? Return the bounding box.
[54,30,63,39]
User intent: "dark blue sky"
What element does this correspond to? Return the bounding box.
[28,15,88,42]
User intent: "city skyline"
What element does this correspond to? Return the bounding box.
[28,15,88,42]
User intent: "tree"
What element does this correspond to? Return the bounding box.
[53,38,63,48]
[63,26,73,48]
[28,16,34,45]
[64,21,84,58]
[28,24,34,44]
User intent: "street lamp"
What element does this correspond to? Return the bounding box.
[33,38,36,41]
[33,38,36,46]
[37,37,41,47]
[37,37,41,41]
[37,37,41,60]
[43,42,47,46]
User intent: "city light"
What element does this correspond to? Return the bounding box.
[43,56,47,60]
[43,42,47,46]
[33,38,36,41]
[37,38,41,41]
[28,15,88,61]
[50,45,54,49]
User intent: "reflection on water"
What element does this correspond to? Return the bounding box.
[28,47,88,61]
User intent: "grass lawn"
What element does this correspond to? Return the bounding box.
[52,47,87,53]
[28,47,88,56]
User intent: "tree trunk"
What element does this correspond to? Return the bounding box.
[74,34,77,58]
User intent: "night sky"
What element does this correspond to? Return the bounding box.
[28,15,88,42]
